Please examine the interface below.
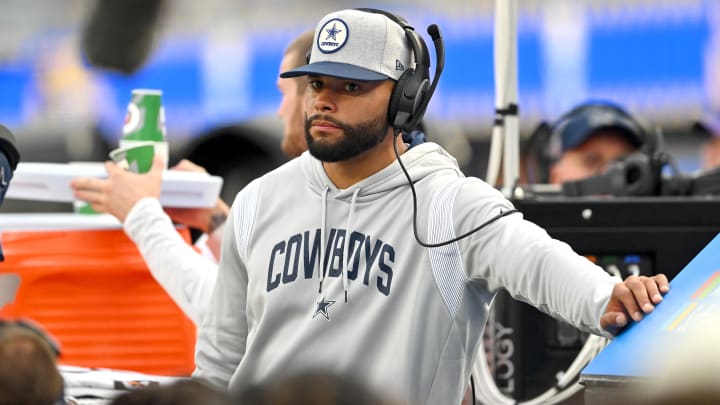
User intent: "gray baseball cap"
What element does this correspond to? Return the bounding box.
[280,9,413,81]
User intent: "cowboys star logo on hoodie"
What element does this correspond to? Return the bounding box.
[318,18,349,54]
[313,297,336,321]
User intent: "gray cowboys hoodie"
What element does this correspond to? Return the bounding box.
[193,142,617,404]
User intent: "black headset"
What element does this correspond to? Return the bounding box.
[304,9,443,133]
[528,101,649,184]
[354,8,444,133]
[369,10,520,249]
[561,152,663,196]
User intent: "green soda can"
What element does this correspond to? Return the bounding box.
[119,88,169,169]
[122,89,166,142]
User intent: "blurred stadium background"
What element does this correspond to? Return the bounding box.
[0,0,716,208]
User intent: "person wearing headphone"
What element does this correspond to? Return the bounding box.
[529,101,647,185]
[192,9,668,404]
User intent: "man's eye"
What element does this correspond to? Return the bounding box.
[309,80,322,89]
[345,83,359,92]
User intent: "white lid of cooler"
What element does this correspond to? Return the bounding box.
[0,212,122,230]
[6,162,224,208]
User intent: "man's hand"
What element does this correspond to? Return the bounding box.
[163,159,229,233]
[71,157,164,222]
[601,274,670,333]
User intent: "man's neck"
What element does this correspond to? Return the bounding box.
[322,134,407,190]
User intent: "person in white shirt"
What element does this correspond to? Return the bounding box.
[70,30,315,325]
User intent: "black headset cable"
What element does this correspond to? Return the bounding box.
[393,130,520,248]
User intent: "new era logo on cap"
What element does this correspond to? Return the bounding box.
[280,9,413,81]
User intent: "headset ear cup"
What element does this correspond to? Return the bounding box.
[621,153,657,195]
[355,8,433,133]
[388,68,414,131]
[388,69,431,132]
[411,78,430,116]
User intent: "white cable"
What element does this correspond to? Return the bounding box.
[474,328,609,405]
[525,335,608,405]
[486,125,504,186]
[498,0,519,194]
[529,335,608,405]
[503,113,520,191]
[479,0,608,401]
[487,0,519,192]
[606,264,622,279]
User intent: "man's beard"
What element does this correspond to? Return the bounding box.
[304,114,390,162]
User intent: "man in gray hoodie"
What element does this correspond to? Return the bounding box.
[193,8,668,405]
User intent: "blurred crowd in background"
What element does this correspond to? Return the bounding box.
[1,0,719,210]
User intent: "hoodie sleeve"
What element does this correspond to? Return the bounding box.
[193,180,259,388]
[123,197,218,325]
[453,178,617,337]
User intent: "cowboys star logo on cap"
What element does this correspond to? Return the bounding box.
[317,18,349,54]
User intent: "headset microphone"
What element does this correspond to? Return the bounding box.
[412,24,444,129]
[351,8,444,133]
[392,23,520,248]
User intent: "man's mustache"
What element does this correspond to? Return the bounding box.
[305,114,347,130]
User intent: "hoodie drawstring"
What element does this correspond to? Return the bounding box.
[342,188,360,302]
[318,186,359,303]
[319,187,329,294]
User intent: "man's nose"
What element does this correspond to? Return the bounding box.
[312,88,337,113]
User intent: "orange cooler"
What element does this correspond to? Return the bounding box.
[0,215,196,376]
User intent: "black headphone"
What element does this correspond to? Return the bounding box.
[379,10,519,249]
[561,152,662,196]
[354,8,443,133]
[527,101,649,183]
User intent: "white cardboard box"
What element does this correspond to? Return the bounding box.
[6,162,223,208]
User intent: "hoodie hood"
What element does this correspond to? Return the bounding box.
[300,142,462,202]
